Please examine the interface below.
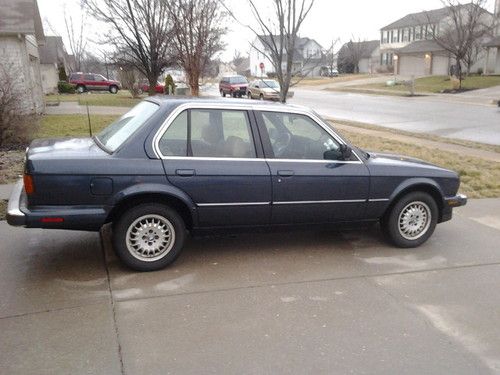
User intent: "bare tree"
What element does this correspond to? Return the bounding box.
[64,3,88,72]
[84,0,173,95]
[427,0,495,88]
[322,38,340,76]
[168,0,226,96]
[229,0,315,103]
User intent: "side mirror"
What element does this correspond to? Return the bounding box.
[340,144,352,160]
[323,144,352,161]
[255,85,260,88]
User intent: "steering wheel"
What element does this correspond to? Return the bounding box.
[273,132,292,157]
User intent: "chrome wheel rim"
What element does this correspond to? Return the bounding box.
[398,201,431,240]
[126,214,175,262]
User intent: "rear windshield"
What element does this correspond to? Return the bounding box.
[229,76,248,84]
[95,101,159,152]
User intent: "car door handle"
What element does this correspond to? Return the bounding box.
[176,169,195,177]
[277,170,295,177]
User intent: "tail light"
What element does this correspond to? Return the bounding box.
[23,173,35,195]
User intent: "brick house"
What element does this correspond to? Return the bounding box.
[39,36,71,94]
[0,0,45,114]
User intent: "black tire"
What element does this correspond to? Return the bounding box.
[220,89,226,97]
[112,203,186,271]
[247,92,252,99]
[76,85,85,94]
[382,191,438,248]
[109,85,118,94]
[259,94,264,101]
[232,92,237,98]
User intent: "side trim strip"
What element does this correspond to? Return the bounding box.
[368,198,390,202]
[274,199,366,205]
[197,202,270,207]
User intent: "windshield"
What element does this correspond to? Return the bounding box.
[261,80,279,89]
[96,101,159,152]
[229,76,248,84]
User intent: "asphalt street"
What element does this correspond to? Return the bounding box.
[289,88,500,145]
[1,199,500,374]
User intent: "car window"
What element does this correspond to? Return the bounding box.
[261,112,344,160]
[229,76,247,84]
[84,74,94,80]
[158,111,188,156]
[96,101,159,152]
[95,75,106,81]
[190,109,255,158]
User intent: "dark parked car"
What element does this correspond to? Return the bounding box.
[219,75,248,97]
[7,98,467,271]
[69,72,122,94]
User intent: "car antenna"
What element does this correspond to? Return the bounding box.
[86,102,93,137]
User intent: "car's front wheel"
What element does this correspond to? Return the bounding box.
[382,191,438,248]
[112,203,186,271]
[220,89,226,97]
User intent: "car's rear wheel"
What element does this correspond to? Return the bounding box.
[109,85,118,94]
[76,85,85,94]
[112,203,186,271]
[220,89,226,97]
[382,191,438,248]
[259,94,264,101]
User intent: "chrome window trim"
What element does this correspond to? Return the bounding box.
[152,102,363,163]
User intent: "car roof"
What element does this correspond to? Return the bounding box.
[144,96,309,112]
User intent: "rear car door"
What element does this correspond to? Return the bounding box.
[255,110,370,224]
[157,106,271,227]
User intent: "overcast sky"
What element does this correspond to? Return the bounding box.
[38,0,496,62]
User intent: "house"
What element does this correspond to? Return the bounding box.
[338,40,380,74]
[249,35,325,77]
[39,36,70,94]
[0,0,45,114]
[380,4,494,76]
[483,0,500,74]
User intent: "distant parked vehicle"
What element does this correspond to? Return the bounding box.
[69,72,122,94]
[139,80,165,94]
[247,79,281,101]
[219,75,249,98]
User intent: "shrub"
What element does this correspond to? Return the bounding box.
[477,67,483,76]
[58,81,76,94]
[58,64,68,81]
[0,63,39,147]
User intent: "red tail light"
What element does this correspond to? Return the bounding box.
[23,174,35,195]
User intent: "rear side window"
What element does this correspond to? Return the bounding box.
[84,74,94,80]
[69,73,81,80]
[158,109,256,158]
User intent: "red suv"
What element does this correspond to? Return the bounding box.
[69,73,122,94]
[219,75,248,98]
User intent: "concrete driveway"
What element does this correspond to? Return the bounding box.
[1,199,500,374]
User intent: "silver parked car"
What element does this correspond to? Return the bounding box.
[247,79,281,101]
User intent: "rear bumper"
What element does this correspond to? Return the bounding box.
[6,179,107,231]
[6,180,26,226]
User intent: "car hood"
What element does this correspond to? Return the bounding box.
[366,151,457,176]
[27,137,108,160]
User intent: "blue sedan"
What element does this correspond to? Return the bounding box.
[7,98,467,271]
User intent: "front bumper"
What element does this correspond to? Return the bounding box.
[6,180,26,226]
[444,194,468,208]
[440,193,467,223]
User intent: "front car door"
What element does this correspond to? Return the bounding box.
[255,110,370,224]
[156,105,272,227]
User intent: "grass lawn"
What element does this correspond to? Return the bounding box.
[45,91,144,107]
[295,74,370,86]
[347,75,500,94]
[339,128,500,198]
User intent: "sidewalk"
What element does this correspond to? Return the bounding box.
[45,102,129,116]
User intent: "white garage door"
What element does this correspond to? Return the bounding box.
[399,55,426,77]
[432,55,450,75]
